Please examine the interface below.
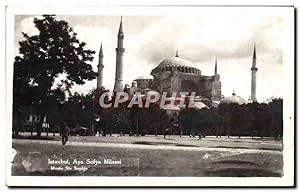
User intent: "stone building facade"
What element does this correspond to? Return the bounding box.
[145,53,222,102]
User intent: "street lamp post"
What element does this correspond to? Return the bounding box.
[91,93,95,136]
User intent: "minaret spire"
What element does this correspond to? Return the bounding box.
[97,41,104,89]
[114,17,125,92]
[214,57,218,75]
[251,43,258,102]
[253,43,256,61]
[119,16,123,34]
[99,41,103,57]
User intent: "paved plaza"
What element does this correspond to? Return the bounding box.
[11,134,283,177]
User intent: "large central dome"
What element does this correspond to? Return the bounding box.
[151,52,201,75]
[158,56,193,68]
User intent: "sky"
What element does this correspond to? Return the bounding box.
[14,7,290,102]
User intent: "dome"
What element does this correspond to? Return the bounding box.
[146,90,160,96]
[135,75,154,80]
[188,101,209,110]
[151,54,201,75]
[158,56,193,68]
[161,104,181,111]
[131,81,137,87]
[219,92,246,105]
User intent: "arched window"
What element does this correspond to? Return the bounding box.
[180,66,184,72]
[184,66,188,73]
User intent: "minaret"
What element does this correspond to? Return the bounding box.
[113,17,125,92]
[251,44,258,102]
[97,42,104,89]
[214,57,218,75]
[175,50,179,57]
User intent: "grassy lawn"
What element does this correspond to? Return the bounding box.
[11,139,283,177]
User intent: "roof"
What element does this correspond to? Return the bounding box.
[187,102,209,110]
[158,56,193,68]
[151,55,201,75]
[146,90,160,96]
[161,104,181,111]
[219,93,246,105]
[135,75,154,80]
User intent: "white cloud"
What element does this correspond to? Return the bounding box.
[19,17,39,36]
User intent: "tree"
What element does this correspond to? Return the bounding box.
[269,98,283,138]
[178,108,199,137]
[13,15,97,136]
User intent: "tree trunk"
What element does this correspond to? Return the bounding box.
[13,121,19,137]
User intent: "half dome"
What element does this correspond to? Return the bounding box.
[135,75,154,80]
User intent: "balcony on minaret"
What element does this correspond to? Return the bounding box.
[116,47,125,54]
[97,64,104,69]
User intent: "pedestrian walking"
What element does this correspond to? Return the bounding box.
[62,123,70,145]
